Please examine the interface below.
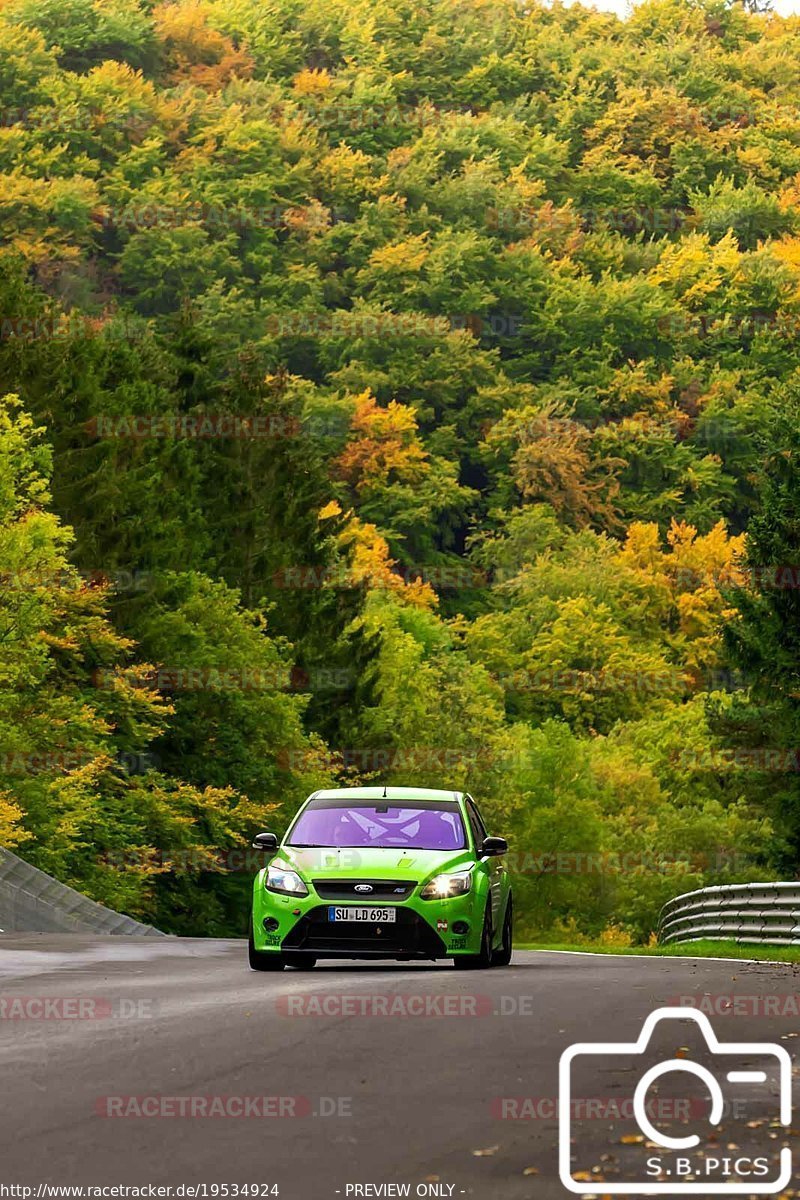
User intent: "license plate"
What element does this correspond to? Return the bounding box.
[327,906,397,923]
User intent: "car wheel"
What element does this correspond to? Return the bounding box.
[284,953,317,970]
[492,896,513,967]
[248,926,285,972]
[452,901,493,970]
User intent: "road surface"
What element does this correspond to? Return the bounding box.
[0,936,797,1196]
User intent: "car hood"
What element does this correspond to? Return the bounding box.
[275,845,473,883]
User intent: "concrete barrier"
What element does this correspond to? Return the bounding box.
[0,846,165,936]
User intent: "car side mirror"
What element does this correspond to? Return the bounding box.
[252,832,278,852]
[480,836,507,857]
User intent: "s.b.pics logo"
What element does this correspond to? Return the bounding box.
[559,1007,792,1194]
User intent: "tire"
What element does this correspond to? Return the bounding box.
[492,895,513,967]
[452,901,494,970]
[284,953,317,970]
[248,926,285,972]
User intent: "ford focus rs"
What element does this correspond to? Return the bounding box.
[248,786,512,970]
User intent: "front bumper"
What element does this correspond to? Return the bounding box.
[251,878,484,959]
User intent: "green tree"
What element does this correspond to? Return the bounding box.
[719,385,800,867]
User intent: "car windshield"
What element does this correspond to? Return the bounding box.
[287,802,467,850]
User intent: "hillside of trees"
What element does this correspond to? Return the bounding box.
[2,0,800,941]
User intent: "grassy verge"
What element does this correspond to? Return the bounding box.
[517,939,800,963]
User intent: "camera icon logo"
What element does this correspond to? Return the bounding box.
[559,1006,792,1194]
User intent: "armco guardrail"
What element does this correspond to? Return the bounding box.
[658,881,800,946]
[0,846,165,936]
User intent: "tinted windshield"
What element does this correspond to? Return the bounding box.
[287,802,466,851]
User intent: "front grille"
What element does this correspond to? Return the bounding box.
[282,905,446,959]
[312,879,416,900]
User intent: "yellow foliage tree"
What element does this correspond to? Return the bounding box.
[320,501,437,608]
[153,1,253,89]
[0,791,28,847]
[335,390,429,491]
[619,519,747,678]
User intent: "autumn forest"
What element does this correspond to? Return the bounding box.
[2,0,800,940]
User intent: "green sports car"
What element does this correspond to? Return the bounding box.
[248,786,512,971]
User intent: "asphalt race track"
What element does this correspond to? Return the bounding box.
[1,936,798,1197]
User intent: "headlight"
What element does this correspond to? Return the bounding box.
[420,870,472,900]
[265,864,308,896]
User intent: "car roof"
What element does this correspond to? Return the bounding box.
[307,786,464,803]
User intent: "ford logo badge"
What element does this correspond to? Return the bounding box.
[354,884,373,893]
